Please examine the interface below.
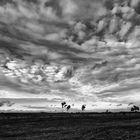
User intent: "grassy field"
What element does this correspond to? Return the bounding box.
[0,112,140,140]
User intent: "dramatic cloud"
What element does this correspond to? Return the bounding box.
[0,0,140,112]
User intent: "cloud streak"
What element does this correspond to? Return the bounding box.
[0,0,140,111]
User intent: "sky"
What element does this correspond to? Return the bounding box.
[0,0,140,112]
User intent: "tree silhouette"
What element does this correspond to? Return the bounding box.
[66,105,71,111]
[131,107,135,112]
[131,105,139,112]
[81,105,86,111]
[61,102,66,108]
[106,110,109,113]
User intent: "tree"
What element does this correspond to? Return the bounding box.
[81,105,86,111]
[131,107,135,112]
[66,105,71,111]
[131,105,139,112]
[106,110,109,113]
[61,102,66,108]
[134,105,139,111]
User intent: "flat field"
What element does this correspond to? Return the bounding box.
[0,112,140,140]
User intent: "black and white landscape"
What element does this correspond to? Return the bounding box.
[0,0,140,139]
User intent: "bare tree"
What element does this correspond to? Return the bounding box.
[81,105,86,111]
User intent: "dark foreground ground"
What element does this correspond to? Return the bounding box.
[0,112,140,140]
